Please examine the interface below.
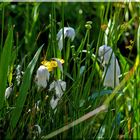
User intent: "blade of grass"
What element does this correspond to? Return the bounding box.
[0,27,13,112]
[8,45,43,133]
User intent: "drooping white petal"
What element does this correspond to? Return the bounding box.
[5,86,13,99]
[58,79,66,92]
[57,27,75,51]
[55,81,63,98]
[55,80,66,98]
[50,96,60,110]
[98,45,113,65]
[58,36,64,51]
[35,65,50,88]
[65,27,75,41]
[98,45,121,88]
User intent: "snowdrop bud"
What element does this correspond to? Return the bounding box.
[57,27,75,51]
[50,96,60,110]
[35,65,50,89]
[5,86,13,99]
[98,45,121,88]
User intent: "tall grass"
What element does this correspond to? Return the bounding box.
[0,2,139,139]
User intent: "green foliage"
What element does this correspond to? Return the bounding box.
[8,45,43,136]
[0,2,139,139]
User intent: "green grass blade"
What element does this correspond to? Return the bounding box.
[9,45,43,132]
[0,27,13,111]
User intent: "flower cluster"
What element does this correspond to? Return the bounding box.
[35,58,64,89]
[35,27,73,112]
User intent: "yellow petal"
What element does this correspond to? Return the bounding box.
[56,58,65,64]
[50,61,58,67]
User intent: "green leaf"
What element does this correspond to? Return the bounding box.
[0,28,13,111]
[9,45,43,131]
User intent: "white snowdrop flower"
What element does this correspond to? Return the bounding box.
[5,86,13,99]
[35,65,50,89]
[50,96,60,110]
[98,45,121,88]
[34,124,41,135]
[57,27,75,51]
[49,80,66,98]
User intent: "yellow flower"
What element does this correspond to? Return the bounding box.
[41,60,54,72]
[50,61,58,67]
[41,58,64,72]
